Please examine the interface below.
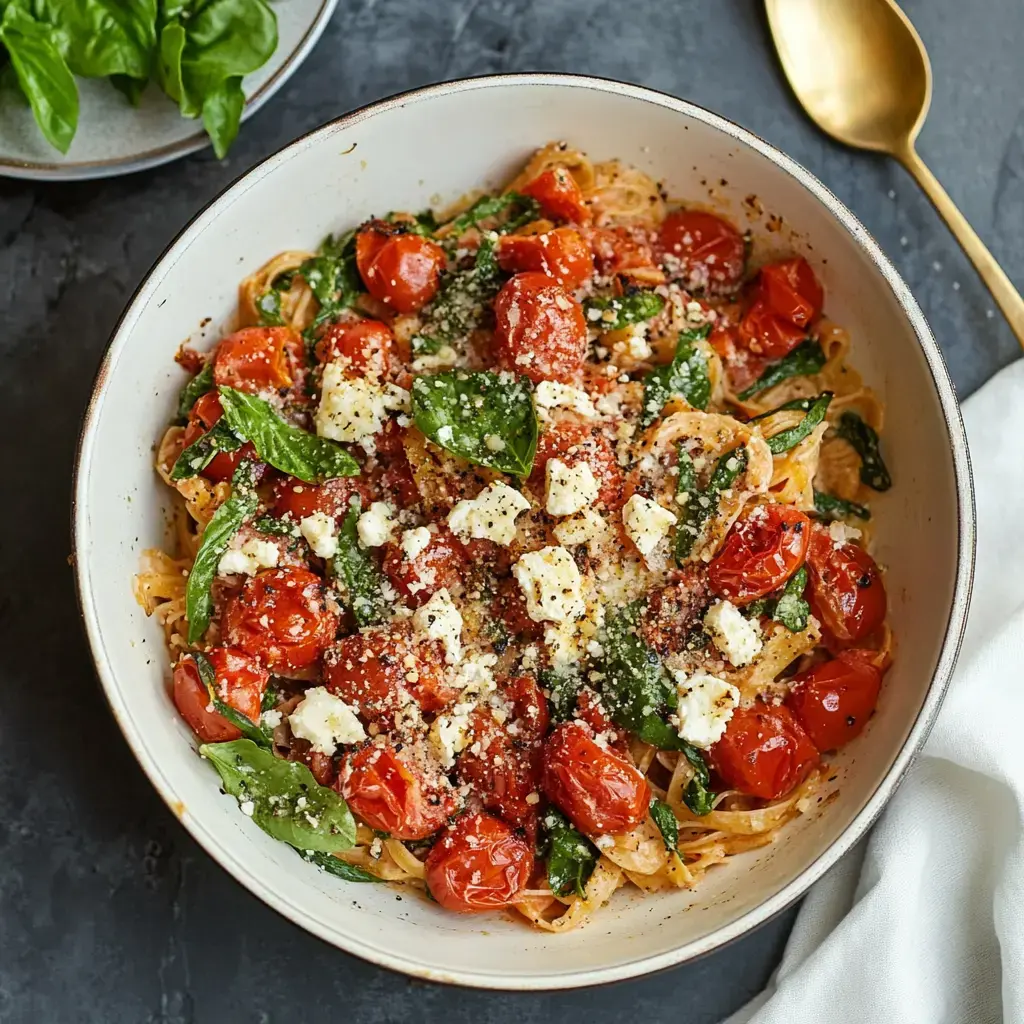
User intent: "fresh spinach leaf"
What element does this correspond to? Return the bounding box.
[541,809,599,898]
[765,392,833,455]
[0,4,78,153]
[192,651,271,748]
[681,745,715,816]
[773,566,810,632]
[254,515,299,537]
[539,666,583,723]
[301,850,382,883]
[170,419,242,480]
[177,360,215,421]
[737,339,826,400]
[649,798,679,851]
[445,191,540,237]
[641,325,711,427]
[836,412,892,491]
[330,497,387,627]
[200,739,356,853]
[674,445,748,560]
[411,370,538,476]
[218,386,359,483]
[584,290,665,332]
[185,461,258,643]
[813,489,871,522]
[200,74,244,159]
[385,209,438,236]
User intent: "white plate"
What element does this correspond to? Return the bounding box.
[73,74,974,989]
[0,0,336,181]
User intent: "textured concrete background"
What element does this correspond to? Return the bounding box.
[1,1,1021,1021]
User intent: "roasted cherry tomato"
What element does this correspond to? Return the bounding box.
[425,812,534,913]
[529,420,623,508]
[805,524,887,643]
[708,504,811,605]
[572,687,629,757]
[314,319,394,378]
[493,576,544,641]
[519,167,591,224]
[786,651,882,751]
[587,226,656,275]
[638,565,712,656]
[221,567,338,672]
[271,475,367,523]
[355,221,446,313]
[380,525,467,607]
[343,743,456,840]
[709,322,769,395]
[656,209,746,290]
[322,623,454,722]
[759,257,823,329]
[496,227,594,289]
[709,703,819,801]
[737,299,807,360]
[172,647,268,743]
[213,326,304,394]
[541,721,651,835]
[493,272,588,384]
[180,391,255,483]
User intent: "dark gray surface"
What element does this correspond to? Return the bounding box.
[0,1,1020,1021]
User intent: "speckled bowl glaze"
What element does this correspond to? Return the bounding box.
[73,75,974,989]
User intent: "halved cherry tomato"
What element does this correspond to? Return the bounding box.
[493,272,588,384]
[709,322,769,395]
[343,743,456,840]
[314,319,393,378]
[529,420,623,508]
[787,651,882,751]
[805,524,887,643]
[496,228,594,289]
[213,326,304,394]
[271,475,367,523]
[759,257,823,329]
[709,703,819,801]
[181,391,256,483]
[380,525,466,607]
[519,168,591,224]
[738,299,807,360]
[638,565,711,655]
[572,687,628,757]
[172,647,268,743]
[708,504,811,605]
[493,576,544,641]
[221,567,338,672]
[425,812,534,913]
[322,623,454,722]
[355,221,446,313]
[541,721,651,835]
[587,226,656,275]
[656,210,746,290]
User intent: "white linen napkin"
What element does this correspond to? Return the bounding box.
[727,358,1024,1024]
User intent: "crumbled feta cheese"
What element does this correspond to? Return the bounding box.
[484,434,506,452]
[622,494,678,557]
[356,502,395,547]
[429,702,475,768]
[299,511,339,559]
[828,520,863,546]
[545,458,599,516]
[447,481,530,546]
[315,363,387,443]
[512,546,585,623]
[288,687,366,754]
[217,537,280,577]
[671,669,740,748]
[239,800,255,817]
[412,588,463,664]
[553,506,608,546]
[704,600,763,667]
[400,526,432,561]
[624,323,652,360]
[450,652,498,695]
[261,709,283,730]
[534,380,597,419]
[594,834,615,850]
[382,383,411,413]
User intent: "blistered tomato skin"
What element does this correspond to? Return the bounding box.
[425,812,534,913]
[493,272,588,384]
[529,420,623,509]
[787,651,882,751]
[519,168,591,224]
[172,647,268,743]
[541,722,651,835]
[496,228,594,289]
[314,319,394,378]
[221,567,338,672]
[355,222,446,313]
[271,475,368,523]
[587,226,656,275]
[380,526,467,607]
[213,326,304,394]
[656,210,746,290]
[181,391,255,483]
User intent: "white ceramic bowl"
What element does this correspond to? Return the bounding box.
[73,74,974,989]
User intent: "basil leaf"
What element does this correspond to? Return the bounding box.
[192,652,271,748]
[218,386,359,483]
[649,798,679,851]
[201,75,244,159]
[813,489,871,522]
[539,666,583,723]
[177,361,215,421]
[542,809,599,898]
[641,325,711,427]
[411,370,538,477]
[584,291,665,332]
[836,412,892,491]
[256,287,285,326]
[330,497,387,627]
[170,419,243,480]
[750,396,817,420]
[200,739,356,853]
[675,445,747,560]
[254,515,299,537]
[737,339,826,400]
[445,192,539,237]
[185,462,258,644]
[681,746,715,816]
[301,850,383,883]
[765,392,833,455]
[773,566,810,632]
[0,4,79,153]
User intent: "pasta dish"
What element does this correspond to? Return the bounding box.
[136,143,893,929]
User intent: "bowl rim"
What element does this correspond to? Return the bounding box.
[71,71,976,990]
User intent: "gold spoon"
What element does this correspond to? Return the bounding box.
[765,0,1024,348]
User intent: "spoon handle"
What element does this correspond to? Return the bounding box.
[898,145,1024,349]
